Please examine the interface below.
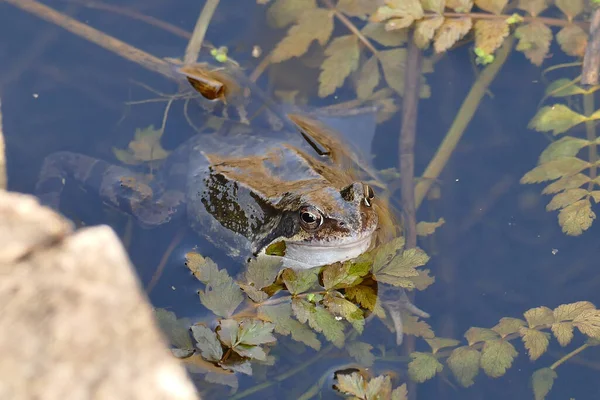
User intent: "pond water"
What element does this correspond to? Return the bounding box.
[1,1,600,399]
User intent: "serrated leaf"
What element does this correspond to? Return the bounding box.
[336,0,378,18]
[401,311,435,338]
[282,268,318,294]
[319,35,360,97]
[324,293,365,333]
[554,301,596,321]
[217,319,239,348]
[551,321,574,347]
[547,188,589,211]
[292,298,345,347]
[362,22,407,47]
[408,352,443,383]
[480,339,517,378]
[221,360,252,375]
[239,283,269,303]
[200,279,244,318]
[475,0,507,14]
[515,22,552,66]
[520,327,550,361]
[434,17,472,53]
[244,256,282,289]
[372,237,406,274]
[392,384,408,400]
[258,302,321,350]
[555,0,583,21]
[520,158,590,184]
[266,0,316,28]
[540,136,590,164]
[233,344,267,361]
[237,319,276,345]
[524,306,554,328]
[545,78,587,98]
[410,268,436,291]
[154,309,193,350]
[474,19,509,57]
[379,48,408,95]
[356,56,380,100]
[377,248,429,278]
[345,285,386,318]
[421,0,445,13]
[191,325,223,362]
[558,198,596,236]
[557,24,588,57]
[425,337,461,354]
[529,105,587,135]
[446,0,473,12]
[414,16,445,49]
[347,341,375,367]
[185,251,229,285]
[204,369,238,390]
[492,317,526,338]
[532,367,557,400]
[591,190,600,203]
[113,125,170,165]
[464,327,499,346]
[270,8,334,63]
[416,218,445,236]
[336,372,366,398]
[366,375,392,399]
[542,173,590,194]
[447,346,481,387]
[573,309,600,338]
[322,255,371,290]
[517,0,547,16]
[371,0,424,28]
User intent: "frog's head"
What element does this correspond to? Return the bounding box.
[257,182,378,269]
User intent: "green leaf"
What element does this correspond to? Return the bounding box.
[365,375,392,399]
[217,319,239,348]
[492,317,526,338]
[546,188,588,211]
[520,327,550,361]
[233,344,266,361]
[345,285,386,318]
[475,0,508,14]
[323,293,365,333]
[266,0,316,28]
[517,0,548,16]
[282,268,319,295]
[270,8,334,63]
[379,48,408,95]
[539,136,590,164]
[265,240,286,256]
[336,0,378,18]
[392,384,408,400]
[524,306,555,328]
[191,324,223,362]
[356,55,380,100]
[374,248,429,288]
[573,309,600,339]
[322,255,371,290]
[551,321,574,347]
[447,346,481,387]
[558,198,596,235]
[292,298,345,347]
[425,337,461,354]
[542,173,590,195]
[154,308,193,350]
[221,360,252,375]
[199,278,244,318]
[372,237,406,274]
[361,22,407,46]
[244,256,282,289]
[319,35,359,97]
[520,158,590,184]
[555,0,583,20]
[421,0,445,13]
[480,339,518,378]
[464,327,499,346]
[112,125,170,165]
[408,352,443,383]
[185,251,228,285]
[336,372,366,398]
[371,0,424,28]
[545,78,587,97]
[237,319,276,345]
[532,367,557,400]
[529,105,587,135]
[347,341,375,367]
[258,302,321,350]
[515,22,552,66]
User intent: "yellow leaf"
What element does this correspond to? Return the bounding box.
[539,136,590,164]
[336,0,378,18]
[515,22,552,66]
[410,268,435,291]
[319,35,359,97]
[408,352,443,383]
[365,375,392,399]
[362,22,407,47]
[524,306,554,328]
[555,0,584,21]
[416,218,445,236]
[480,339,518,378]
[474,20,509,56]
[391,383,408,400]
[556,302,599,322]
[266,0,316,28]
[379,48,408,95]
[551,321,574,346]
[591,190,600,203]
[572,309,600,339]
[492,317,526,338]
[434,17,473,53]
[475,0,507,14]
[421,0,445,13]
[520,158,591,184]
[446,0,473,12]
[414,16,445,49]
[401,311,435,338]
[558,198,595,236]
[270,8,334,63]
[345,285,386,318]
[532,368,557,400]
[546,188,589,211]
[557,25,588,57]
[529,104,587,135]
[517,0,547,16]
[542,174,590,195]
[371,0,424,28]
[425,337,460,354]
[545,78,588,98]
[336,372,367,398]
[464,327,499,346]
[447,346,481,387]
[519,327,550,361]
[356,56,380,100]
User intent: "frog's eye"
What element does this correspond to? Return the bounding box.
[363,184,375,207]
[299,206,323,231]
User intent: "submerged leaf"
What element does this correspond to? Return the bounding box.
[572,309,600,339]
[379,48,408,95]
[319,35,360,97]
[520,327,550,360]
[154,309,193,350]
[421,0,445,13]
[322,255,370,290]
[520,158,590,184]
[524,306,555,328]
[542,173,590,195]
[270,8,334,63]
[554,301,596,321]
[392,384,408,400]
[555,0,584,21]
[532,367,557,400]
[361,22,407,46]
[414,16,445,49]
[416,218,445,236]
[411,268,435,291]
[292,298,345,347]
[347,341,375,367]
[446,0,473,12]
[464,327,499,346]
[474,20,509,57]
[425,337,461,354]
[546,188,589,211]
[200,278,244,318]
[480,339,518,378]
[282,268,319,294]
[408,352,443,383]
[400,311,435,338]
[434,17,472,53]
[515,22,552,66]
[237,319,276,345]
[447,346,481,387]
[492,317,526,338]
[191,325,223,362]
[539,136,590,164]
[336,372,366,398]
[258,302,321,349]
[529,105,587,135]
[266,0,316,28]
[557,25,588,57]
[517,0,547,16]
[113,125,170,165]
[558,199,596,236]
[244,256,282,289]
[345,285,386,318]
[185,251,228,285]
[336,0,378,18]
[356,55,381,100]
[475,0,507,14]
[551,321,574,347]
[371,0,424,29]
[324,293,365,333]
[545,78,587,98]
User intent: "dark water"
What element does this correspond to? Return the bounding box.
[1,1,600,399]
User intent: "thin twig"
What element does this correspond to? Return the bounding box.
[183,0,220,65]
[426,11,585,28]
[582,7,600,86]
[322,0,379,57]
[0,97,6,190]
[146,228,185,294]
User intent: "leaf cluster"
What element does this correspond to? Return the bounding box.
[335,370,408,400]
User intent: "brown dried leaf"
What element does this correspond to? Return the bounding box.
[434,18,473,53]
[379,48,407,95]
[410,268,435,291]
[319,35,360,97]
[519,327,550,361]
[356,55,380,100]
[557,24,588,58]
[475,0,508,14]
[515,22,553,66]
[517,0,547,16]
[267,0,317,28]
[414,16,445,49]
[558,198,596,236]
[446,0,473,12]
[474,19,509,56]
[270,8,334,63]
[555,0,584,21]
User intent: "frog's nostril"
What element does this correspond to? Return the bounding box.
[338,221,345,227]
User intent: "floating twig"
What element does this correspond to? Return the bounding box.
[183,0,220,65]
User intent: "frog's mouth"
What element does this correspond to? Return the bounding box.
[276,234,374,269]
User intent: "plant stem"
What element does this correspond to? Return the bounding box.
[550,343,589,370]
[584,93,598,192]
[425,11,584,28]
[322,0,379,57]
[414,36,514,209]
[184,0,220,65]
